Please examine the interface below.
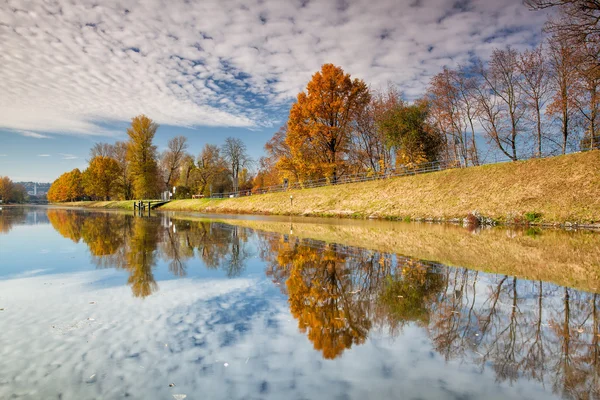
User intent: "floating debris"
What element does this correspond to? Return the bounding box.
[87,318,95,321]
[169,383,176,387]
[224,363,229,367]
[89,302,96,305]
[172,395,187,400]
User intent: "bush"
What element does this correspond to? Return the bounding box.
[524,212,542,223]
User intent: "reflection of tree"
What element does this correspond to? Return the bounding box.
[0,207,27,234]
[125,218,160,298]
[46,210,255,298]
[262,236,445,359]
[47,209,84,242]
[259,231,600,397]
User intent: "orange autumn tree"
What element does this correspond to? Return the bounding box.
[83,156,122,200]
[287,64,370,183]
[47,169,84,202]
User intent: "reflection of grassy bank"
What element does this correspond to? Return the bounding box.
[161,151,600,226]
[51,200,137,210]
[177,216,600,294]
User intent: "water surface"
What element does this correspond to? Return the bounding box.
[1,206,599,399]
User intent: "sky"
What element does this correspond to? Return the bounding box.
[0,0,550,182]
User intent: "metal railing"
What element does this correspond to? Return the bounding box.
[207,149,596,199]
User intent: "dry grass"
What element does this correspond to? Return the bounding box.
[54,200,137,210]
[174,215,600,294]
[161,151,600,225]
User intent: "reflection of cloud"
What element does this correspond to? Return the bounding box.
[0,271,559,400]
[37,154,51,157]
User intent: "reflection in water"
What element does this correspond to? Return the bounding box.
[0,207,27,234]
[47,209,252,298]
[11,208,600,398]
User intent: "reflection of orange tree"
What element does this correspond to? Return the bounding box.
[80,213,128,256]
[285,243,371,359]
[260,234,449,359]
[0,207,26,234]
[47,209,84,242]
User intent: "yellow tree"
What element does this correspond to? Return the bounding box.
[126,115,160,199]
[0,176,14,203]
[48,169,84,202]
[83,156,122,200]
[287,64,370,183]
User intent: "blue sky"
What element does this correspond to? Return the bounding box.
[0,0,549,182]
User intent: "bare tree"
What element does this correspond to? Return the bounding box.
[517,45,552,156]
[547,34,580,153]
[475,48,526,161]
[160,136,188,191]
[89,142,115,160]
[195,144,226,195]
[221,137,252,194]
[526,1,600,50]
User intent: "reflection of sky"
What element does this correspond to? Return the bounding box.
[0,209,564,399]
[0,272,558,400]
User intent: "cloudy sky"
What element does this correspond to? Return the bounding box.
[0,0,549,181]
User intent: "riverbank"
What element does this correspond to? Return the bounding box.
[59,150,600,227]
[170,215,600,293]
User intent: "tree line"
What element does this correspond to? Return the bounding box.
[255,1,598,185]
[48,115,254,202]
[48,1,598,200]
[0,177,28,204]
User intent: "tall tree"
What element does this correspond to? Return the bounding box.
[89,142,115,159]
[160,136,188,191]
[287,63,370,183]
[526,1,600,50]
[476,48,526,161]
[351,86,398,173]
[547,34,580,153]
[126,115,160,199]
[195,144,226,195]
[221,137,251,193]
[517,45,552,156]
[113,141,134,200]
[428,67,471,166]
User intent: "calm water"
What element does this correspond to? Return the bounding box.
[1,207,599,399]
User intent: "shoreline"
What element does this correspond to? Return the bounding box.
[45,150,600,230]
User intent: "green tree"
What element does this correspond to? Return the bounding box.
[126,115,160,199]
[378,100,444,166]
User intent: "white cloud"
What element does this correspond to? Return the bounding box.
[59,153,79,160]
[37,154,51,157]
[0,154,6,157]
[0,0,549,136]
[18,131,52,139]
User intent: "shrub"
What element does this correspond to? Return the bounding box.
[524,212,542,223]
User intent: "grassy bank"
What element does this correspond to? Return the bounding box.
[160,151,600,226]
[172,215,600,293]
[53,200,138,210]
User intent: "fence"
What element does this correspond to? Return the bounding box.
[207,149,594,199]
